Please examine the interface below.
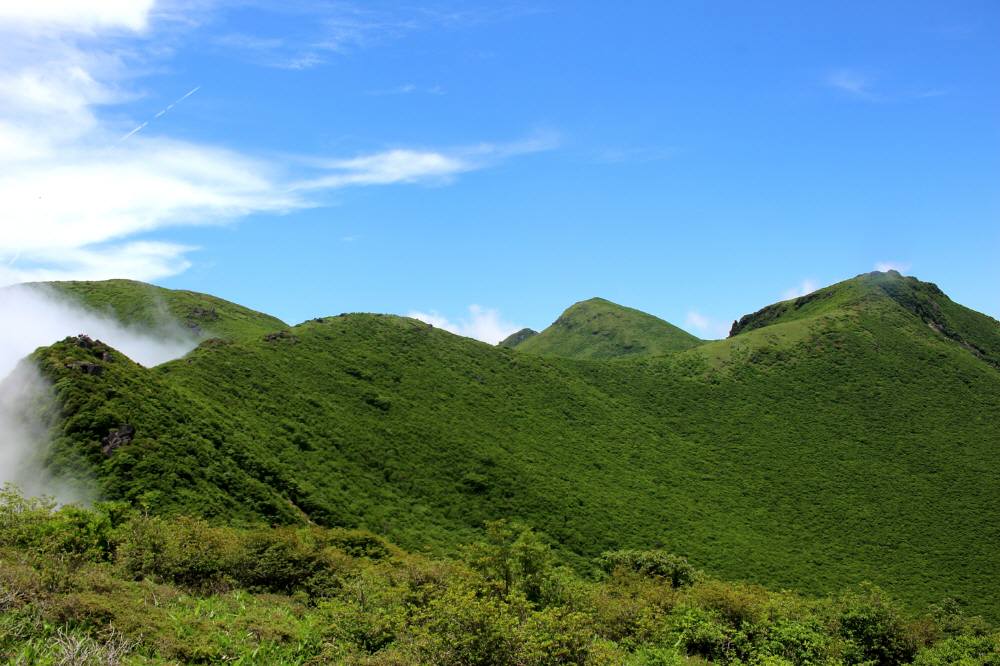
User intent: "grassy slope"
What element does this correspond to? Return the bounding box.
[514,297,703,359]
[23,272,1000,619]
[36,279,287,341]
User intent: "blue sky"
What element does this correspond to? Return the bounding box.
[1,1,997,341]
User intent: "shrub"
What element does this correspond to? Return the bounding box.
[598,550,697,589]
[113,514,236,590]
[912,632,1000,665]
[522,607,594,664]
[410,587,525,665]
[465,520,555,604]
[837,584,920,666]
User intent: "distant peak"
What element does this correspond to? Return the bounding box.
[514,297,702,359]
[498,328,538,349]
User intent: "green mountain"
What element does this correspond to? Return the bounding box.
[730,270,1000,366]
[36,279,287,341]
[512,297,704,359]
[16,271,1000,619]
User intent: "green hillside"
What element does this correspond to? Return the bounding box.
[35,279,286,341]
[513,297,704,359]
[15,271,1000,621]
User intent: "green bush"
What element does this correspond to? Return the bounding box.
[837,584,920,666]
[598,550,698,589]
[912,632,1000,665]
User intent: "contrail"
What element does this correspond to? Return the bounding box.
[119,86,201,142]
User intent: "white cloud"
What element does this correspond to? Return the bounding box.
[297,149,470,189]
[782,279,818,300]
[0,3,554,287]
[0,241,194,285]
[684,311,730,339]
[295,133,557,191]
[407,305,520,345]
[0,1,155,33]
[874,261,909,273]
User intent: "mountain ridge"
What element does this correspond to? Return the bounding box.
[11,270,1000,618]
[32,278,287,342]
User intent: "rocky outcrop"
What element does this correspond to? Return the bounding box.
[264,330,297,344]
[102,424,135,456]
[63,335,115,373]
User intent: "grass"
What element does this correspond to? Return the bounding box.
[512,297,704,359]
[17,271,1000,621]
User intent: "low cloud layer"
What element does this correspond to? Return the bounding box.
[0,284,198,500]
[0,285,196,378]
[407,305,520,345]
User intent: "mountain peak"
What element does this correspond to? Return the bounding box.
[727,271,1000,368]
[513,297,702,359]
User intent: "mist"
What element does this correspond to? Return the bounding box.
[0,284,199,500]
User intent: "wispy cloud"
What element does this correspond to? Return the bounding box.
[826,68,947,102]
[294,133,557,191]
[684,311,730,339]
[827,69,876,99]
[214,2,540,70]
[0,3,554,286]
[365,83,445,96]
[408,305,520,345]
[782,279,818,300]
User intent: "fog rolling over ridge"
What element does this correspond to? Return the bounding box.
[0,284,198,499]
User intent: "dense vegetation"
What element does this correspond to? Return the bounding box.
[512,297,704,359]
[1,488,997,665]
[13,271,1000,623]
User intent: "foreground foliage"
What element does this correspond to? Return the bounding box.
[1,489,997,665]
